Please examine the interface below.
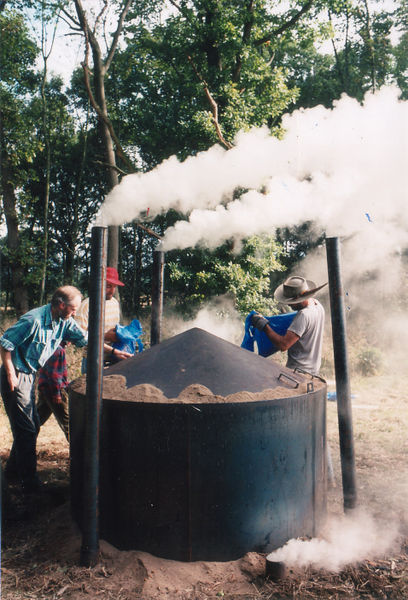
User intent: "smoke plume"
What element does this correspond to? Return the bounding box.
[164,301,244,346]
[267,509,400,572]
[99,86,407,258]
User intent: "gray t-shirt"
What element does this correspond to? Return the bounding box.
[286,299,325,375]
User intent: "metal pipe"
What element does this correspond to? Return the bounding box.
[150,249,165,346]
[325,236,357,511]
[80,226,107,567]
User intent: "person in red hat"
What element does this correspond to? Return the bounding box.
[75,266,130,371]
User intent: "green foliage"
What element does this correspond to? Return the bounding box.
[287,0,402,109]
[111,0,331,164]
[1,0,407,316]
[0,9,38,89]
[166,234,285,317]
[0,8,108,305]
[0,10,40,174]
[393,31,408,98]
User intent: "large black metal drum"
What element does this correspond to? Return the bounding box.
[70,328,327,561]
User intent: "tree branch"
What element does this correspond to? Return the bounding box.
[232,0,254,82]
[105,0,133,72]
[134,222,162,240]
[81,61,136,172]
[94,0,109,32]
[59,6,81,29]
[254,0,313,46]
[94,160,128,176]
[187,55,233,150]
[73,0,103,65]
[328,8,347,90]
[167,0,195,24]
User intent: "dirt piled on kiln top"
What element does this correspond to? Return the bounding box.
[70,374,325,404]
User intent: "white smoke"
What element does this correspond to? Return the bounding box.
[267,509,400,572]
[161,300,244,345]
[99,86,408,257]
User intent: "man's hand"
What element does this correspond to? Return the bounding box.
[0,347,18,391]
[7,369,18,392]
[112,349,133,361]
[103,343,132,361]
[250,313,268,331]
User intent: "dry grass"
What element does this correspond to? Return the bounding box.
[1,365,408,599]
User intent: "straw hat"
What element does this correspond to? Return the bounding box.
[274,276,327,305]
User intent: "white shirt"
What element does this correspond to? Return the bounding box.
[286,299,325,375]
[75,296,120,333]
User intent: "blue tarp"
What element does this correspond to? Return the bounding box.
[241,310,297,357]
[113,319,144,354]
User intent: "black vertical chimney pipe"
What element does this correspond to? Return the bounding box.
[151,249,165,346]
[80,226,107,567]
[325,236,357,511]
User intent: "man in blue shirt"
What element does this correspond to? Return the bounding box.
[0,286,87,493]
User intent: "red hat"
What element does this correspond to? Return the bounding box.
[106,266,124,286]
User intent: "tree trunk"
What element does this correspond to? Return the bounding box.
[73,0,133,272]
[0,115,29,316]
[39,56,50,304]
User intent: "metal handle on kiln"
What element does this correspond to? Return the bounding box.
[278,372,299,389]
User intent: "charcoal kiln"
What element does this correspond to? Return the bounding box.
[70,327,327,562]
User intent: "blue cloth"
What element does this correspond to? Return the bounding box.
[113,319,144,354]
[327,391,357,402]
[241,310,297,357]
[0,304,87,374]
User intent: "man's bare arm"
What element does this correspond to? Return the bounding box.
[263,325,299,352]
[102,343,132,361]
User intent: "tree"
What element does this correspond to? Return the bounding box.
[21,77,105,293]
[112,0,335,165]
[392,0,408,98]
[100,0,335,313]
[285,0,399,109]
[59,0,136,269]
[165,235,285,317]
[0,7,39,314]
[3,0,405,317]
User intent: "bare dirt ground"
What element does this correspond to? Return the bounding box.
[1,370,408,599]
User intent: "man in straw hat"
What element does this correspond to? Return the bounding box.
[251,275,327,376]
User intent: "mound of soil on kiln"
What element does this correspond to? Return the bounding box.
[70,375,325,403]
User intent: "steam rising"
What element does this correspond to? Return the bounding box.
[99,86,407,258]
[166,302,244,346]
[267,510,400,572]
[98,87,408,572]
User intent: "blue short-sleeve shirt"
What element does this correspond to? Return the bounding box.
[0,304,87,374]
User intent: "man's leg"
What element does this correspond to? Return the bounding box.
[48,388,70,441]
[1,367,40,491]
[36,388,52,427]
